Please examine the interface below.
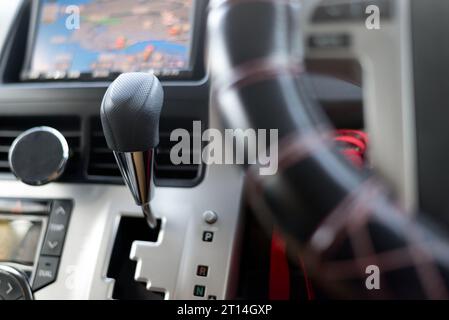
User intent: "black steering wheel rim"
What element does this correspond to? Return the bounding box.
[208,0,449,299]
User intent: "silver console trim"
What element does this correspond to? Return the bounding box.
[0,159,244,300]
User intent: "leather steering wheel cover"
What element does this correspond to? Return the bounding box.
[209,0,449,299]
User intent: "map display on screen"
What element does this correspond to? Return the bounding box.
[27,0,194,79]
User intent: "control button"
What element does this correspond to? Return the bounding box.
[50,201,71,225]
[33,256,59,291]
[41,200,72,256]
[197,265,209,277]
[47,240,60,250]
[208,295,217,300]
[0,272,23,300]
[0,266,33,300]
[203,210,218,225]
[193,285,206,297]
[41,224,66,256]
[0,274,22,300]
[54,206,67,217]
[202,231,214,242]
[312,0,392,23]
[313,3,353,22]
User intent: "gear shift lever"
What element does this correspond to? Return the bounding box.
[101,72,163,228]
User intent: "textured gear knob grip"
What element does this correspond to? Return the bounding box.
[101,72,164,152]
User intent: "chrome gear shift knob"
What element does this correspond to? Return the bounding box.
[101,72,164,228]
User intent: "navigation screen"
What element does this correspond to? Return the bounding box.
[25,0,194,80]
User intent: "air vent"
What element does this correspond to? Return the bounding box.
[154,118,203,186]
[88,117,203,187]
[0,116,82,179]
[88,119,121,179]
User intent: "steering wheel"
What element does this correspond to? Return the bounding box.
[208,0,449,299]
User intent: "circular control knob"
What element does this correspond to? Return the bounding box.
[0,265,33,300]
[203,210,218,225]
[9,127,69,186]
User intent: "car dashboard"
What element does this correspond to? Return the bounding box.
[0,0,364,300]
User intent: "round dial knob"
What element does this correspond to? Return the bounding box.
[0,265,33,300]
[9,127,69,186]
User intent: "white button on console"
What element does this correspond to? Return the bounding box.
[203,210,218,225]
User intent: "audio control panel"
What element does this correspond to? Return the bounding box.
[33,200,72,290]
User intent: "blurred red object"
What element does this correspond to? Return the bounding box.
[335,130,368,167]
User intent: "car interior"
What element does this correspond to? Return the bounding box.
[1,0,449,302]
